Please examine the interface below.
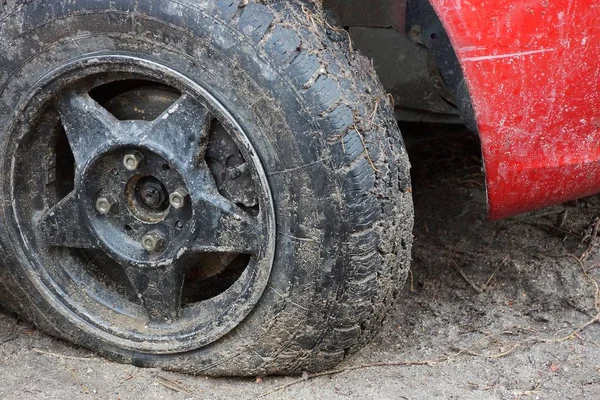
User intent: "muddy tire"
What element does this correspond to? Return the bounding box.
[0,0,413,375]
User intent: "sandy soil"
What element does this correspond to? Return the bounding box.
[2,127,600,399]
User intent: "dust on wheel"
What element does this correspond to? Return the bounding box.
[8,55,275,353]
[0,0,412,376]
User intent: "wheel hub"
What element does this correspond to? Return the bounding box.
[84,147,193,259]
[136,177,168,211]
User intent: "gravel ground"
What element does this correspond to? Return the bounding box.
[2,127,600,399]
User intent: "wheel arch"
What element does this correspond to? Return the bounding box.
[427,0,600,219]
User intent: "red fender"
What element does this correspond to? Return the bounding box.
[428,0,600,218]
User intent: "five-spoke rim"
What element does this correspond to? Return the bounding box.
[7,54,275,353]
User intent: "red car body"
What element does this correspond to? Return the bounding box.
[430,0,600,219]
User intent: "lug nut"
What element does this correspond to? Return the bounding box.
[123,150,145,171]
[141,231,166,252]
[169,187,189,209]
[229,162,249,180]
[95,195,117,215]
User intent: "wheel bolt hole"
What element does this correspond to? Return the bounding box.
[175,221,184,230]
[124,224,133,232]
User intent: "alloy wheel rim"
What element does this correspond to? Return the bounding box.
[6,54,276,353]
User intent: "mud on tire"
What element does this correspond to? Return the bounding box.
[0,0,413,375]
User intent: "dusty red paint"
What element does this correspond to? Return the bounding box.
[428,0,600,219]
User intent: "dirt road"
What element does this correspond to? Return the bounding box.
[2,128,600,399]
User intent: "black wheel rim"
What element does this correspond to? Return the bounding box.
[6,54,276,353]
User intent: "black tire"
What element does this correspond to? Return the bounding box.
[0,0,413,375]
